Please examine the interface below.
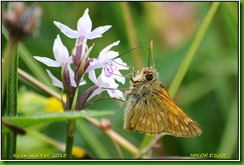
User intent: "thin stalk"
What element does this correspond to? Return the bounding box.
[120,2,143,69]
[139,2,220,156]
[111,138,124,158]
[4,38,19,159]
[18,68,61,100]
[86,117,139,155]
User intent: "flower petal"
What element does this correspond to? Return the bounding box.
[67,64,76,87]
[107,89,124,99]
[87,25,112,39]
[99,41,120,59]
[100,51,119,63]
[100,69,118,86]
[85,58,102,73]
[53,35,70,64]
[34,56,61,67]
[46,70,63,88]
[113,58,128,70]
[54,21,79,38]
[87,87,103,101]
[77,8,92,36]
[88,70,98,84]
[113,69,126,84]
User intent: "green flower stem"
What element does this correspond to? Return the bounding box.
[2,38,18,91]
[139,2,220,156]
[65,101,75,158]
[4,38,19,159]
[65,118,76,158]
[65,87,79,158]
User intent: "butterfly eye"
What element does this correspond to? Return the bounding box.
[146,74,153,81]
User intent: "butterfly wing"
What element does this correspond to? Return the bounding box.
[124,97,168,134]
[124,84,202,137]
[159,84,202,137]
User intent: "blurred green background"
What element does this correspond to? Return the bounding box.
[2,2,238,159]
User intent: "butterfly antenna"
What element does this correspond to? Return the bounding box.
[150,40,155,67]
[117,46,150,60]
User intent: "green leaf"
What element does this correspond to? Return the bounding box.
[2,111,113,133]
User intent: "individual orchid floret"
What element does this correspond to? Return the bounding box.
[87,70,124,101]
[86,41,128,85]
[34,35,76,88]
[34,35,72,67]
[53,8,111,67]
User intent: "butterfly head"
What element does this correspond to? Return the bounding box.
[131,66,159,83]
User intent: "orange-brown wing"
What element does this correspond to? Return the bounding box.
[124,84,202,137]
[157,84,202,137]
[124,97,169,135]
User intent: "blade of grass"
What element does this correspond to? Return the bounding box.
[139,2,220,154]
[222,2,238,48]
[120,2,143,69]
[168,2,220,97]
